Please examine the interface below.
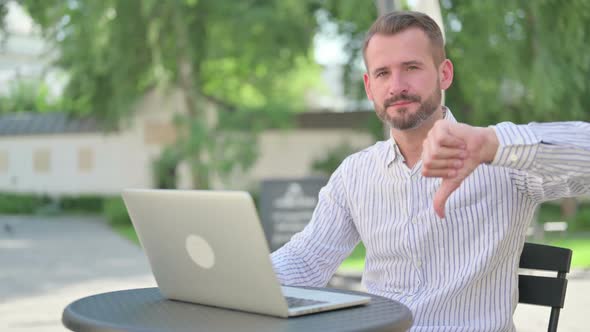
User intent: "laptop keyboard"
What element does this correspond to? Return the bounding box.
[285,296,329,308]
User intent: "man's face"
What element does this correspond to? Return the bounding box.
[363,28,452,130]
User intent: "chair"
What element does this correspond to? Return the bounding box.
[518,242,573,332]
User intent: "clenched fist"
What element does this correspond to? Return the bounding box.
[422,120,499,218]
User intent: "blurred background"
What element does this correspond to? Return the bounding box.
[0,0,589,331]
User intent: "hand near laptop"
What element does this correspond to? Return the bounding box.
[122,189,371,318]
[421,120,499,218]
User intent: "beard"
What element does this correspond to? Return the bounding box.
[375,84,442,130]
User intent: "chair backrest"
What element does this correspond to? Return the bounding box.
[518,242,573,332]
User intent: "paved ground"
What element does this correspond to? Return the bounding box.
[513,268,590,332]
[1,215,588,331]
[331,270,590,332]
[0,215,155,331]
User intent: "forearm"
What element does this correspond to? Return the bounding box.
[272,244,324,287]
[271,232,358,287]
[490,121,590,200]
[270,165,360,286]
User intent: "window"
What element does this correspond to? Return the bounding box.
[144,121,177,145]
[78,147,94,172]
[33,148,51,173]
[0,150,8,173]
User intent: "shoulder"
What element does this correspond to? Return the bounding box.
[339,140,389,173]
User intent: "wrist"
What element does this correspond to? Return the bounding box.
[481,127,499,164]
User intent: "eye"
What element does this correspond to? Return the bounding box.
[407,65,419,71]
[375,71,387,78]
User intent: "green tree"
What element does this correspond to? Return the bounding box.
[442,0,590,125]
[0,80,62,113]
[22,0,323,188]
[316,2,377,101]
[318,0,590,220]
[0,2,8,31]
[318,1,590,124]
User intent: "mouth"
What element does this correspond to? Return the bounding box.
[389,100,416,108]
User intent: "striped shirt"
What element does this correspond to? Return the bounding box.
[271,109,590,332]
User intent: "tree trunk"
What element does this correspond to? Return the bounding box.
[190,161,210,190]
[560,197,578,219]
[173,2,211,189]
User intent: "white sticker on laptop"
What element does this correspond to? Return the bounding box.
[185,234,215,269]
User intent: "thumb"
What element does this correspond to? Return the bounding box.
[434,179,461,219]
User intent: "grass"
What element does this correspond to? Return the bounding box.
[339,244,366,271]
[113,224,139,245]
[548,237,590,268]
[336,237,590,272]
[110,219,590,272]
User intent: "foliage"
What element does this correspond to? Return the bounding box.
[0,192,104,214]
[0,80,63,113]
[538,201,590,232]
[318,1,590,125]
[441,0,590,125]
[0,193,51,214]
[0,1,7,32]
[103,197,132,227]
[315,3,377,100]
[311,142,357,176]
[21,0,324,189]
[152,147,181,189]
[567,206,590,232]
[537,202,562,223]
[59,195,104,213]
[365,114,386,140]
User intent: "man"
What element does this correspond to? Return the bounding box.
[271,11,590,331]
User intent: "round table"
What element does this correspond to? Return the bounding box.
[63,287,413,332]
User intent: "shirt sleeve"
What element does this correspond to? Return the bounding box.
[270,161,360,287]
[490,121,590,202]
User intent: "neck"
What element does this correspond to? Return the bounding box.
[391,106,445,168]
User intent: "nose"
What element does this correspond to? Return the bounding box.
[387,70,409,96]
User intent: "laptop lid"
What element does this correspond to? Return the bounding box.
[121,189,370,317]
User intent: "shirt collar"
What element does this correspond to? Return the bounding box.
[385,106,456,168]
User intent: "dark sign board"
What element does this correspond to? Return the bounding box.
[260,177,328,252]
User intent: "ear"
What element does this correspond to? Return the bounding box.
[363,72,374,101]
[438,59,454,90]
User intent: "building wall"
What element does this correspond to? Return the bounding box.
[0,88,182,195]
[253,129,372,179]
[0,123,375,196]
[207,129,374,190]
[0,85,377,195]
[0,131,154,195]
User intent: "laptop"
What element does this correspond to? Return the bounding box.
[121,189,370,318]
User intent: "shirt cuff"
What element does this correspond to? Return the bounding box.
[489,122,540,170]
